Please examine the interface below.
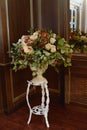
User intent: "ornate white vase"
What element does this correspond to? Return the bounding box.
[29,63,48,85]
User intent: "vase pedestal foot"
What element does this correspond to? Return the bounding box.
[26,76,50,128]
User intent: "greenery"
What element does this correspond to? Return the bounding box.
[10,29,73,76]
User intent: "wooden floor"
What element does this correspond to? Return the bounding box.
[0,95,87,130]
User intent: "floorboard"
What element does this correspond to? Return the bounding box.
[0,95,87,130]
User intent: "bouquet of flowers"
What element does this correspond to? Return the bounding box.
[69,30,87,53]
[10,29,73,76]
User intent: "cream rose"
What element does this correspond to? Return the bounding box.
[21,35,29,43]
[22,41,33,54]
[52,33,56,38]
[50,45,56,53]
[50,38,56,44]
[27,46,34,54]
[45,43,51,50]
[23,45,29,53]
[33,31,39,36]
[21,41,27,47]
[30,34,38,40]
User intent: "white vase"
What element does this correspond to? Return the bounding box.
[31,75,47,85]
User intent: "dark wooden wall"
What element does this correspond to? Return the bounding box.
[33,0,69,40]
[0,0,69,113]
[41,0,69,39]
[65,54,87,106]
[0,0,31,113]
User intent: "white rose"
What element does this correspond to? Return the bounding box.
[45,43,51,50]
[28,46,34,54]
[21,35,29,43]
[53,33,56,38]
[23,45,30,53]
[30,34,38,40]
[50,45,56,53]
[21,41,26,46]
[33,31,39,36]
[50,38,56,44]
[22,43,33,54]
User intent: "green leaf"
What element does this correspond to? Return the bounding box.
[61,49,65,54]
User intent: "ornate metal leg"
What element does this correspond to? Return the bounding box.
[44,112,49,128]
[26,78,50,128]
[26,81,32,125]
[44,82,50,128]
[27,110,32,124]
[41,84,45,108]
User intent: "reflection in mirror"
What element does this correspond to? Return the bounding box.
[70,0,87,32]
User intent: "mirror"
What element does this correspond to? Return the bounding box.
[70,0,87,33]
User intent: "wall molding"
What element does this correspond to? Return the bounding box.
[0,62,10,66]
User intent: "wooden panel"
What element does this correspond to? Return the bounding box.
[70,55,87,105]
[41,0,69,39]
[71,76,87,105]
[0,0,9,63]
[33,1,38,28]
[12,68,32,100]
[0,67,3,113]
[7,0,30,112]
[41,0,58,33]
[33,0,69,39]
[8,0,30,43]
[65,54,87,105]
[44,66,61,91]
[0,0,31,113]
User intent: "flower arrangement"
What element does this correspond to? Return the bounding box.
[10,29,73,76]
[69,30,87,53]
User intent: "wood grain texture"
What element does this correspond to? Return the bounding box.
[65,54,87,105]
[0,0,31,113]
[0,95,87,130]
